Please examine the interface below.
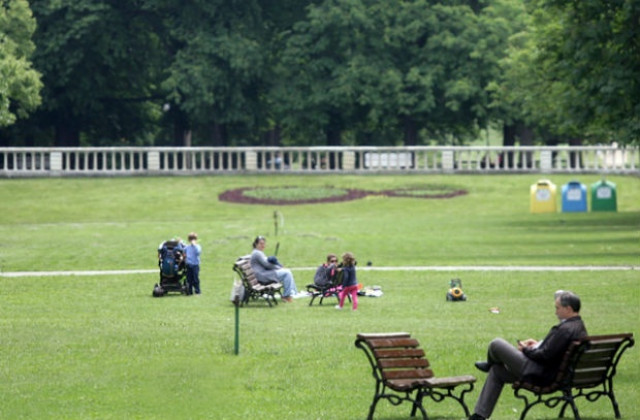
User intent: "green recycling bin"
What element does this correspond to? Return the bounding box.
[590,180,617,212]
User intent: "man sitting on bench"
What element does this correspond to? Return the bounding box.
[468,290,587,420]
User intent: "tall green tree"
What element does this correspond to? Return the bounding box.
[0,0,41,129]
[496,0,639,145]
[276,0,379,145]
[15,1,167,146]
[160,0,265,146]
[277,0,517,146]
[380,0,505,144]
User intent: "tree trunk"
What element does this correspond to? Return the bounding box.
[55,122,80,147]
[518,124,534,168]
[404,117,418,146]
[209,123,227,146]
[172,112,189,146]
[568,138,583,169]
[262,126,281,146]
[325,113,342,169]
[502,123,516,168]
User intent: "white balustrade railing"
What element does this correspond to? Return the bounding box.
[0,145,637,176]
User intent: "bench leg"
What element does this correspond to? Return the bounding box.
[409,390,428,419]
[558,394,581,420]
[421,384,474,418]
[367,390,428,420]
[606,377,622,418]
[366,395,380,420]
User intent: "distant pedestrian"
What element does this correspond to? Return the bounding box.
[185,232,202,295]
[336,252,358,310]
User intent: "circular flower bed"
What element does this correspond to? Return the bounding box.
[218,186,369,205]
[219,184,467,205]
[379,184,467,199]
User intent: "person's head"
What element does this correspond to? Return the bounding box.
[342,252,356,266]
[326,253,337,264]
[555,291,581,320]
[253,236,266,250]
[188,232,198,242]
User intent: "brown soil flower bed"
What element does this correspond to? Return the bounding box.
[379,188,468,199]
[218,187,370,205]
[219,185,468,205]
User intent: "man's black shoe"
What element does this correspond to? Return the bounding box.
[469,414,486,420]
[474,361,491,372]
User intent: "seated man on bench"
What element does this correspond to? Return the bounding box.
[468,290,587,420]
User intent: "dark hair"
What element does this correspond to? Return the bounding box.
[252,236,265,248]
[326,253,337,263]
[342,252,356,266]
[558,291,581,312]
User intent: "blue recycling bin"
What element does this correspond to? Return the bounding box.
[561,181,587,212]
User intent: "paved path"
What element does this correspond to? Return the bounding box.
[1,265,637,277]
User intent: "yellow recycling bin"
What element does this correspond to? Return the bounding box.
[530,179,557,213]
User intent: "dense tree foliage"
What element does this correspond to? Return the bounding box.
[0,0,42,128]
[491,0,639,145]
[0,0,637,146]
[529,0,639,143]
[276,0,519,145]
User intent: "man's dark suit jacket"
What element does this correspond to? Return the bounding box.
[521,316,587,385]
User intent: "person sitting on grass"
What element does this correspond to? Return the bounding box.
[335,252,358,311]
[467,290,587,420]
[250,236,298,302]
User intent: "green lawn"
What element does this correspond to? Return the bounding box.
[1,174,639,419]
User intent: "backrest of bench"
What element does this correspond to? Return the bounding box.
[355,333,434,382]
[551,333,634,391]
[570,333,634,389]
[234,256,260,288]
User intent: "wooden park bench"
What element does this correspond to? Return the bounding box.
[232,256,283,307]
[355,332,476,420]
[513,333,634,420]
[306,269,343,306]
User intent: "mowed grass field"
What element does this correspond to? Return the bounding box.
[1,174,639,420]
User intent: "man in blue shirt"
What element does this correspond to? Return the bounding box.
[184,232,202,295]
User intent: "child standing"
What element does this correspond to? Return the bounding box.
[336,252,358,310]
[185,232,202,295]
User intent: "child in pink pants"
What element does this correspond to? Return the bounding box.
[336,252,358,310]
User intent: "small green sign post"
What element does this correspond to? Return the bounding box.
[233,296,240,355]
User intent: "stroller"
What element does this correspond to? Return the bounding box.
[153,240,187,297]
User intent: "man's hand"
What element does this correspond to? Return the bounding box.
[518,338,538,351]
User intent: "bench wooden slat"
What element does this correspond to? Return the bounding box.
[379,358,430,369]
[356,332,411,340]
[374,348,425,359]
[367,338,420,348]
[383,369,434,380]
[425,375,477,388]
[387,378,432,392]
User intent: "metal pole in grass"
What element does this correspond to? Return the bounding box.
[273,210,279,236]
[233,295,240,355]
